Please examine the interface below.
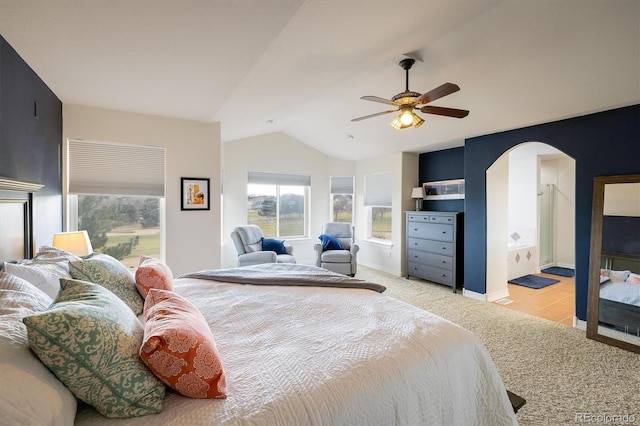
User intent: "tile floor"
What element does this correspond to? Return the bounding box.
[494,273,575,326]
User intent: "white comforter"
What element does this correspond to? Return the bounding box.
[600,281,640,307]
[76,277,517,426]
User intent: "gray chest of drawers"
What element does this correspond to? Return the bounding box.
[406,211,463,292]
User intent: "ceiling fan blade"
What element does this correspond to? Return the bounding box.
[414,83,460,105]
[420,105,469,118]
[351,110,397,122]
[360,96,399,106]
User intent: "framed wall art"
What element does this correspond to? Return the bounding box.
[423,179,465,200]
[181,177,210,210]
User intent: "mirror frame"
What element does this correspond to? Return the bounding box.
[586,174,640,353]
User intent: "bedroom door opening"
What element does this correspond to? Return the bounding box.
[486,142,576,325]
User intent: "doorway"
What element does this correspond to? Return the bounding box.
[486,142,576,325]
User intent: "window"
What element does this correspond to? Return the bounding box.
[364,172,392,241]
[247,172,310,238]
[330,176,354,223]
[67,140,166,268]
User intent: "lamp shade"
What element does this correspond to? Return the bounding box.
[411,187,425,199]
[52,231,93,256]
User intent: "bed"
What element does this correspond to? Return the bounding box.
[0,184,518,426]
[599,251,640,336]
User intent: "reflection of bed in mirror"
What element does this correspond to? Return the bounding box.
[587,175,640,353]
[598,211,640,337]
[599,251,640,336]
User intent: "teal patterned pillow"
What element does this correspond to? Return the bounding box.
[69,252,143,314]
[22,279,166,418]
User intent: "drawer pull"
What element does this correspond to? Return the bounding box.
[441,260,447,263]
[441,273,446,277]
[442,246,447,250]
[442,231,447,234]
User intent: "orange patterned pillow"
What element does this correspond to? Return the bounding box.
[135,256,174,298]
[140,289,227,399]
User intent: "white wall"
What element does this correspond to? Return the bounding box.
[63,104,221,276]
[485,153,509,301]
[604,182,640,216]
[222,132,352,267]
[223,133,412,277]
[355,151,415,276]
[401,152,420,277]
[508,148,538,246]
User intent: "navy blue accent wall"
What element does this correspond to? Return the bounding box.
[463,105,639,321]
[0,35,63,243]
[418,147,465,212]
[602,216,640,256]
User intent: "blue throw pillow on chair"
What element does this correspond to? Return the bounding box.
[262,238,287,254]
[319,234,344,251]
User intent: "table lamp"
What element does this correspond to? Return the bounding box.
[411,187,425,211]
[52,230,94,256]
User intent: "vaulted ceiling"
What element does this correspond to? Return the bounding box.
[1,0,638,160]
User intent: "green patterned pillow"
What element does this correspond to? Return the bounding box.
[69,252,143,314]
[22,279,166,418]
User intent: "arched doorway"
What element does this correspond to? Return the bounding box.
[486,142,576,324]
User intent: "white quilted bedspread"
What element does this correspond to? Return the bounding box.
[76,278,517,426]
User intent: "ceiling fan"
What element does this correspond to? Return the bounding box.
[352,58,469,129]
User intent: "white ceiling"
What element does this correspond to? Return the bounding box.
[1,0,638,161]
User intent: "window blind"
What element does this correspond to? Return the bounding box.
[364,172,392,207]
[330,176,354,194]
[248,171,310,186]
[68,139,166,197]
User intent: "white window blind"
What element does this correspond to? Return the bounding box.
[330,176,354,194]
[248,171,310,186]
[364,172,392,207]
[68,139,165,197]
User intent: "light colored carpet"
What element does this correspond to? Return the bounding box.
[356,266,640,426]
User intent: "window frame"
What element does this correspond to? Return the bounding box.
[364,172,392,241]
[64,139,167,264]
[247,172,311,239]
[330,176,354,224]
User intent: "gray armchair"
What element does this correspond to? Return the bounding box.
[314,222,359,276]
[231,225,296,267]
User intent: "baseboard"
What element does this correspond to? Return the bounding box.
[574,317,587,330]
[358,261,398,276]
[486,288,510,302]
[463,288,487,301]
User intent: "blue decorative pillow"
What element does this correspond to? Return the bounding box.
[319,234,344,251]
[262,238,287,254]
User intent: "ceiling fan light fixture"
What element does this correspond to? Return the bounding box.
[399,109,414,125]
[390,115,411,130]
[412,113,425,128]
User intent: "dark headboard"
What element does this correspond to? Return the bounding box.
[601,252,640,275]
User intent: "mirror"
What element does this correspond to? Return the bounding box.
[587,174,640,353]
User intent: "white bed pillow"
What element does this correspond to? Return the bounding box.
[31,245,83,263]
[3,261,71,299]
[0,272,77,425]
[609,270,631,283]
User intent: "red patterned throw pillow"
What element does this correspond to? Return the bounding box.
[140,289,227,399]
[135,256,174,298]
